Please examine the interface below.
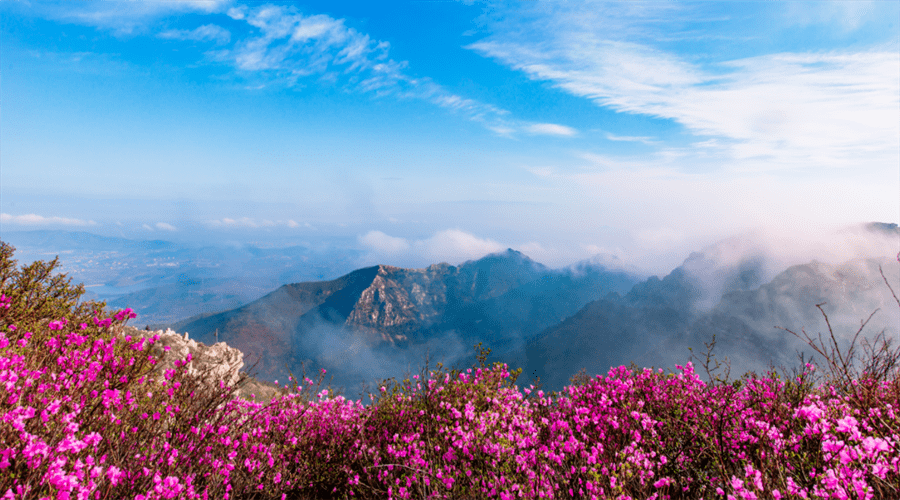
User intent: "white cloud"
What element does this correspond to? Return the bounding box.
[158,24,230,44]
[421,229,506,261]
[0,213,96,226]
[210,4,523,135]
[605,132,654,144]
[576,152,630,170]
[42,0,232,35]
[226,6,247,20]
[358,230,664,270]
[359,230,410,254]
[210,217,260,228]
[155,222,177,231]
[358,229,506,266]
[525,123,577,137]
[550,158,898,269]
[468,5,900,173]
[206,217,298,229]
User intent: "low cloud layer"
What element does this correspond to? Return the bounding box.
[359,229,507,267]
[0,213,96,227]
[297,316,471,400]
[206,217,315,229]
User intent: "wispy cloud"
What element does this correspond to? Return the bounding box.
[604,132,655,144]
[23,2,579,138]
[526,123,577,137]
[142,222,178,231]
[468,3,899,172]
[208,217,275,228]
[213,4,527,134]
[40,0,232,35]
[0,213,97,226]
[359,230,410,254]
[359,229,645,270]
[158,24,230,44]
[205,217,313,229]
[286,220,314,229]
[359,229,506,266]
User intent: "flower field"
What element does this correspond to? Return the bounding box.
[1,242,898,499]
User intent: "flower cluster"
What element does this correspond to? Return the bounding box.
[0,294,898,499]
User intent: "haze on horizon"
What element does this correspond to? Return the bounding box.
[1,0,898,276]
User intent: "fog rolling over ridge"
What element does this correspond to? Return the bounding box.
[2,223,897,398]
[519,250,899,391]
[162,222,898,397]
[531,223,900,391]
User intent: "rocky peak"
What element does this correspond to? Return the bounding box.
[347,273,420,336]
[345,264,454,343]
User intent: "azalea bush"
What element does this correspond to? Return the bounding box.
[1,241,898,499]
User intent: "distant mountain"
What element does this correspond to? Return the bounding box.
[170,249,641,392]
[673,256,900,379]
[1,230,362,325]
[511,236,775,388]
[107,277,276,327]
[0,230,179,253]
[518,247,900,392]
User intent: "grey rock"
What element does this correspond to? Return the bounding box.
[122,325,244,389]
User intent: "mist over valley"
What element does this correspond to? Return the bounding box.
[3,222,896,399]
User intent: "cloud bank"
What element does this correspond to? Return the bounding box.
[359,229,507,267]
[0,213,97,227]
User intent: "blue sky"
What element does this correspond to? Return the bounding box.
[1,0,898,273]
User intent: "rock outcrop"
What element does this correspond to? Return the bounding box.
[122,325,244,388]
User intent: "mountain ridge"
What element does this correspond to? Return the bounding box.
[519,253,899,391]
[170,249,640,387]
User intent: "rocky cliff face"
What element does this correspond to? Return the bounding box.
[347,266,436,341]
[345,264,461,344]
[122,325,245,388]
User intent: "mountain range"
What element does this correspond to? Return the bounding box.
[3,223,898,397]
[169,223,899,396]
[517,251,900,391]
[0,230,362,325]
[170,249,640,390]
